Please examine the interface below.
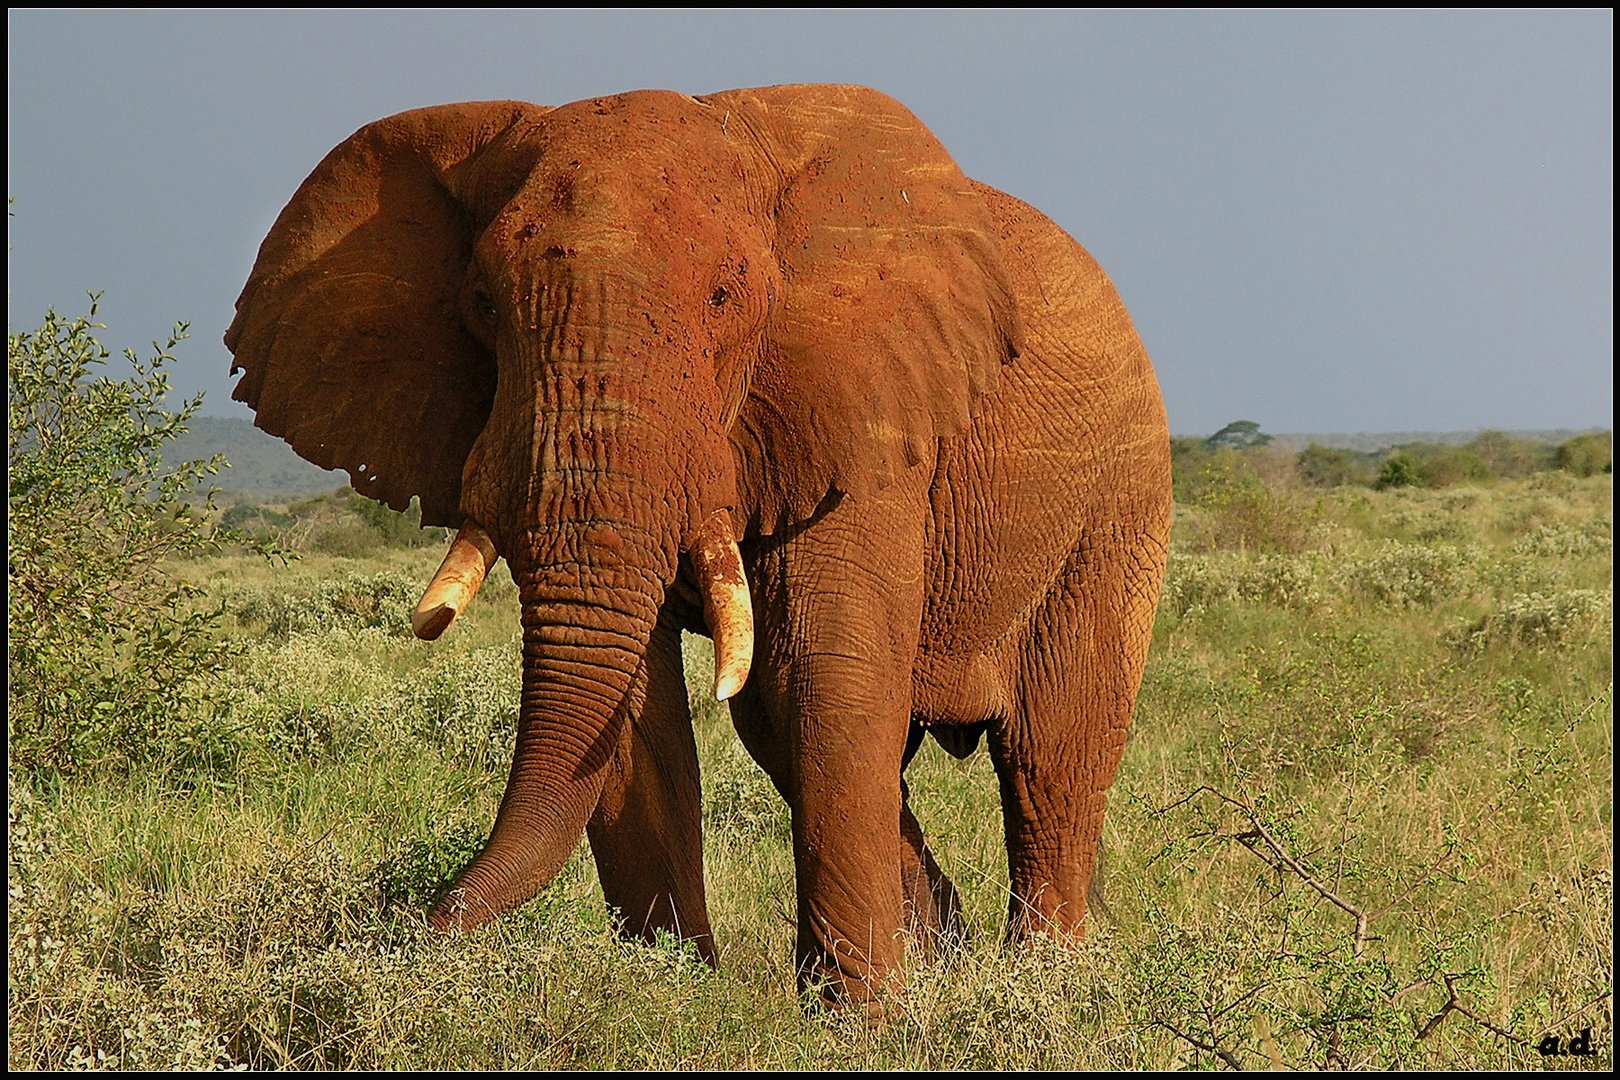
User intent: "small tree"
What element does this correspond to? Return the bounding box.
[8,298,260,773]
[1205,420,1274,452]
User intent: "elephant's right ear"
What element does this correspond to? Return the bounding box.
[225,101,549,527]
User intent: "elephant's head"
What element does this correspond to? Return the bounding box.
[226,85,1022,929]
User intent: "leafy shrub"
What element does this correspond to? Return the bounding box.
[1450,589,1612,648]
[703,741,789,840]
[213,631,396,763]
[1376,452,1423,490]
[1378,444,1496,490]
[1335,542,1478,608]
[1465,431,1556,479]
[281,488,449,555]
[233,571,421,637]
[1554,432,1612,477]
[390,645,521,769]
[1162,552,1324,616]
[1417,446,1492,488]
[369,821,490,908]
[1510,520,1612,560]
[7,302,261,774]
[1297,443,1378,488]
[1175,456,1310,553]
[220,500,295,543]
[8,777,235,1070]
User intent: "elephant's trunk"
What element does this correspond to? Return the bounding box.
[429,534,664,931]
[412,514,751,699]
[423,302,753,931]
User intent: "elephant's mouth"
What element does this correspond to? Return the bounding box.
[411,509,754,701]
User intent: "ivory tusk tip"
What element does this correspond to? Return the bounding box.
[714,669,748,702]
[412,604,457,641]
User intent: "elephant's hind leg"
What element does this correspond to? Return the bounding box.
[989,530,1160,942]
[899,726,967,951]
[587,620,716,964]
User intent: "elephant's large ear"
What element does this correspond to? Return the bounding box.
[225,101,550,527]
[706,85,1024,532]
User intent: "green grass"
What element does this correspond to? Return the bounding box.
[9,476,1612,1069]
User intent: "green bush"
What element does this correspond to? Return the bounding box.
[1297,443,1378,488]
[390,645,521,769]
[213,632,389,764]
[220,500,295,542]
[1377,444,1494,490]
[1175,455,1309,553]
[1162,552,1325,616]
[7,301,262,774]
[1335,541,1478,608]
[703,741,790,841]
[369,821,490,908]
[1465,431,1556,479]
[1555,433,1612,477]
[232,571,422,638]
[1450,589,1612,648]
[1376,452,1424,490]
[1510,520,1612,560]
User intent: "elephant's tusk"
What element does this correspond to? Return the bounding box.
[413,522,499,640]
[689,509,754,701]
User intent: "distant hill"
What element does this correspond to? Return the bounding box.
[167,417,345,502]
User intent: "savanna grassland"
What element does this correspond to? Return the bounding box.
[8,314,1613,1069]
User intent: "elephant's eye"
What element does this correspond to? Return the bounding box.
[473,288,496,322]
[709,286,730,308]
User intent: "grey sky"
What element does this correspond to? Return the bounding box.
[8,9,1613,435]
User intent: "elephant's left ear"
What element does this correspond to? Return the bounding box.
[708,85,1024,533]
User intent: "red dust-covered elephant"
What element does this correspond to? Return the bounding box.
[226,84,1171,1007]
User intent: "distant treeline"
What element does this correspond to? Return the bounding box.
[185,417,1613,506]
[1175,421,1611,501]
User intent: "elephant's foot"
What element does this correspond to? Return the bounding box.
[795,927,905,1016]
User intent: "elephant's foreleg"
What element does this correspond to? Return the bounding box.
[587,620,716,964]
[737,493,929,1009]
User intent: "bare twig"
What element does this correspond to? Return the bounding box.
[1414,973,1539,1048]
[1156,1018,1245,1071]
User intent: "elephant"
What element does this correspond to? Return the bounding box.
[225,83,1171,1008]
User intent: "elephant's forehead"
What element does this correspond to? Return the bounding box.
[539,90,734,170]
[481,102,750,262]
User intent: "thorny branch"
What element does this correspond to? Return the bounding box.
[1151,745,1607,1065]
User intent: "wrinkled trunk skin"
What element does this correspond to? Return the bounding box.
[429,554,663,931]
[427,275,732,931]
